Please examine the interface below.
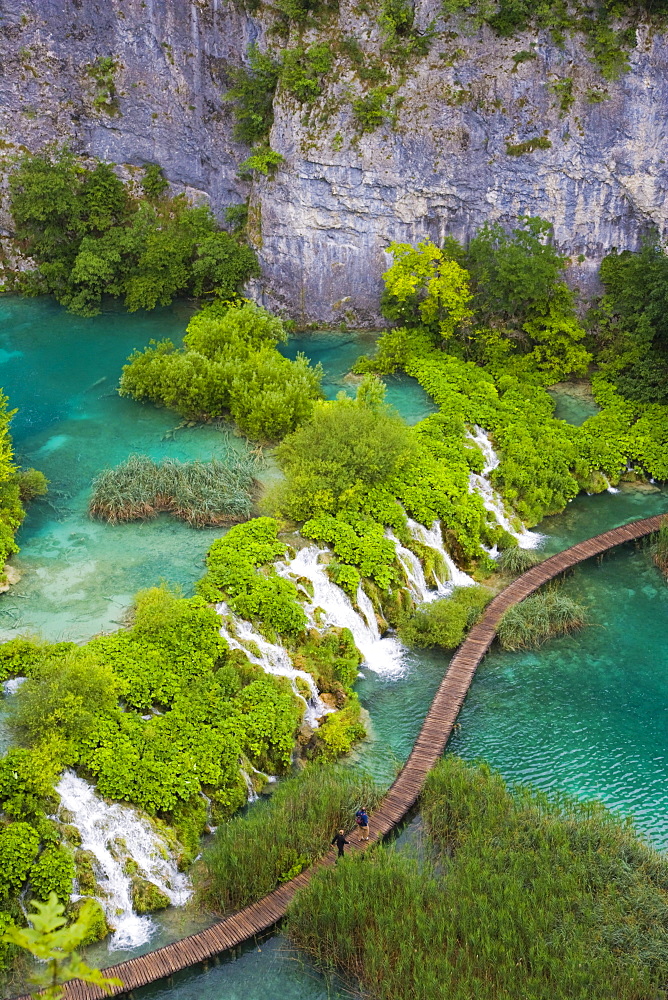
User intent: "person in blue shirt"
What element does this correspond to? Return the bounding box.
[355,807,370,842]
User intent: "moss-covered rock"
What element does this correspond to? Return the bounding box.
[74,849,99,896]
[131,877,171,914]
[68,898,110,945]
[59,823,82,848]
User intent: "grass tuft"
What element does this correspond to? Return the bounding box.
[89,451,258,527]
[498,587,588,650]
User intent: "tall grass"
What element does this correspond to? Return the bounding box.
[89,453,258,527]
[651,516,668,575]
[197,764,382,913]
[288,758,668,1000]
[497,588,588,650]
[497,545,541,575]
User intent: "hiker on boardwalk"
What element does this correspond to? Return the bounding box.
[332,829,349,859]
[355,807,370,842]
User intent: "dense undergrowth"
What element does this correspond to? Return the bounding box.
[7,150,258,317]
[288,757,668,1000]
[197,765,381,913]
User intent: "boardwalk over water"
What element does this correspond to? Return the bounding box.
[43,514,665,1000]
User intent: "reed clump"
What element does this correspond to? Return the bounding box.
[197,765,382,914]
[497,588,588,650]
[651,516,668,575]
[288,758,668,1000]
[89,453,258,527]
[497,545,542,576]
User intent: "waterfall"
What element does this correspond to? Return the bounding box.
[279,547,406,677]
[466,426,542,550]
[405,519,476,591]
[216,606,331,728]
[385,529,434,603]
[57,771,191,951]
[3,677,26,695]
[603,477,620,494]
[240,769,258,804]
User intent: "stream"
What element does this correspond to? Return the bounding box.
[2,297,668,999]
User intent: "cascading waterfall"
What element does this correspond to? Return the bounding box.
[466,426,542,550]
[279,546,406,677]
[240,769,258,804]
[57,771,191,950]
[385,529,434,603]
[405,519,476,591]
[216,605,331,728]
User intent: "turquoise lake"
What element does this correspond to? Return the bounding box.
[2,296,668,999]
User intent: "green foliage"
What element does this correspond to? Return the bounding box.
[198,765,381,913]
[506,136,552,155]
[140,163,169,199]
[293,628,361,696]
[10,650,119,749]
[2,892,122,999]
[119,300,322,440]
[9,148,258,316]
[352,87,395,132]
[397,585,491,648]
[289,757,668,1000]
[651,516,668,575]
[498,588,589,649]
[273,376,417,520]
[550,76,575,113]
[86,56,119,114]
[29,847,75,903]
[0,823,40,900]
[307,698,367,761]
[281,44,333,102]
[304,514,400,590]
[198,518,308,634]
[0,392,27,567]
[17,468,48,502]
[225,45,280,146]
[89,452,257,526]
[237,146,285,178]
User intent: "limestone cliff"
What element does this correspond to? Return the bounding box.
[0,0,665,323]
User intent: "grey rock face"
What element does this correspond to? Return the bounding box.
[0,0,666,323]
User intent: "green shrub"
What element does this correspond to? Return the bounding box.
[505,136,552,155]
[0,823,40,900]
[225,45,280,146]
[141,163,169,199]
[397,586,491,649]
[198,518,308,634]
[497,588,589,650]
[9,149,259,316]
[29,846,75,903]
[198,765,382,913]
[352,87,394,132]
[237,146,285,178]
[281,44,333,102]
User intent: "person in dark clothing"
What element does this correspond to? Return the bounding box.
[332,829,349,859]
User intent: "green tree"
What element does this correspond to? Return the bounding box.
[382,239,473,339]
[2,893,121,999]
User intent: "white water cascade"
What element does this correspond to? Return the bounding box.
[57,771,191,950]
[279,546,406,678]
[385,529,434,603]
[406,519,476,591]
[466,426,542,550]
[216,606,331,728]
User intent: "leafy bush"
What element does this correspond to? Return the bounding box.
[0,823,40,900]
[8,149,259,316]
[17,468,48,502]
[274,376,417,520]
[141,163,169,199]
[497,546,541,575]
[198,518,308,634]
[288,757,668,1000]
[198,765,382,913]
[237,146,285,178]
[29,846,75,903]
[226,45,279,145]
[397,586,491,648]
[281,44,333,102]
[497,588,589,650]
[89,453,257,527]
[119,300,323,440]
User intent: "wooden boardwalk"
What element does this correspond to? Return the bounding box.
[33,514,664,1000]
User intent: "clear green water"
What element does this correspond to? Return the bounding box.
[3,298,668,998]
[548,381,600,426]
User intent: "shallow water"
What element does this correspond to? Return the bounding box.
[548,380,600,426]
[4,297,668,998]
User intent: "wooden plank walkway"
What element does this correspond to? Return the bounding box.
[20,514,664,1000]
